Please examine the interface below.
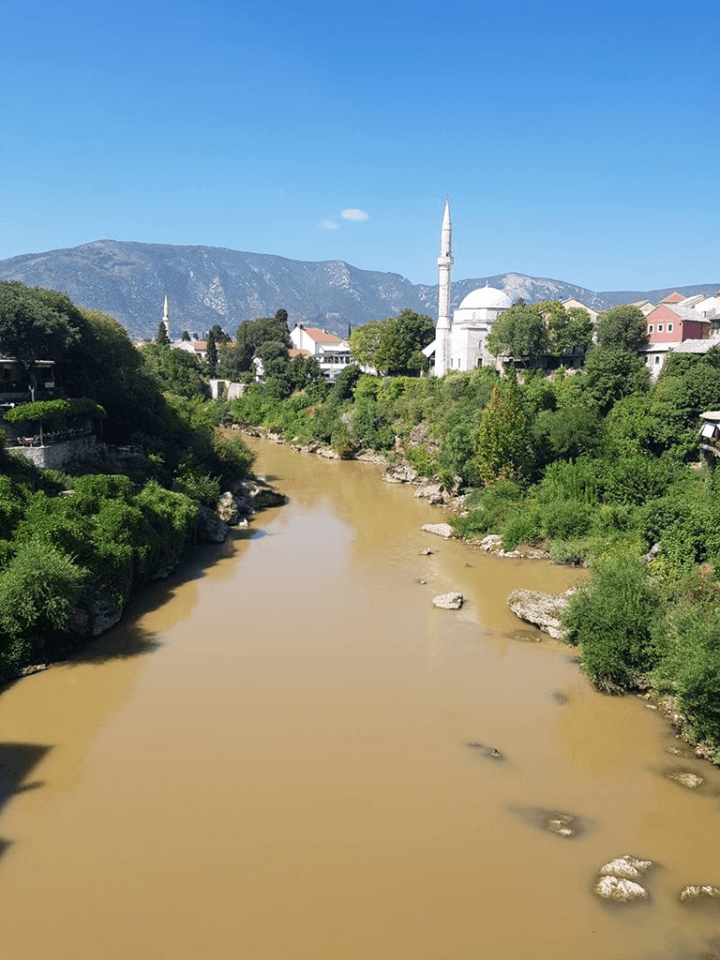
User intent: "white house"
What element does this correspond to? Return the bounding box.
[289,325,352,381]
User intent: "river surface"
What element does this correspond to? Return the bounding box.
[1,440,720,959]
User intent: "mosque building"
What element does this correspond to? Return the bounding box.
[426,198,511,376]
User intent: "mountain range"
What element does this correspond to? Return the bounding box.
[0,239,717,341]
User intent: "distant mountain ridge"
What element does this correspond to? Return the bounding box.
[0,239,717,341]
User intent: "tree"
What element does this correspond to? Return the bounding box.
[0,281,84,399]
[476,371,530,484]
[235,315,292,371]
[595,304,647,351]
[141,344,209,399]
[288,354,325,394]
[156,322,170,346]
[350,320,385,368]
[486,304,549,365]
[255,339,290,379]
[216,342,242,380]
[181,330,191,341]
[206,330,218,377]
[351,310,434,376]
[581,347,650,414]
[544,302,594,355]
[209,323,231,345]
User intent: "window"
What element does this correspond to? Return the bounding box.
[655,356,660,365]
[648,325,654,333]
[667,323,673,332]
[658,324,664,332]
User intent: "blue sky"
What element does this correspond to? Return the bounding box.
[2,0,718,291]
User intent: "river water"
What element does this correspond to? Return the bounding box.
[1,440,719,959]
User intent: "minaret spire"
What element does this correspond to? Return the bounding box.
[162,295,171,340]
[435,196,453,377]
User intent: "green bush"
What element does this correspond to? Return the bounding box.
[673,605,720,748]
[501,506,542,550]
[450,480,524,539]
[548,539,591,566]
[405,444,438,478]
[563,552,663,691]
[174,468,221,508]
[0,540,87,669]
[539,499,593,540]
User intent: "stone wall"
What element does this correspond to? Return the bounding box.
[8,437,102,470]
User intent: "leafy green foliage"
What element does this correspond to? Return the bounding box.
[350,311,434,376]
[486,303,549,363]
[581,347,650,414]
[563,553,663,692]
[0,541,87,668]
[0,281,85,397]
[476,373,530,484]
[595,304,648,351]
[235,315,292,371]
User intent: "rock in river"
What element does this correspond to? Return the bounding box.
[507,589,573,640]
[433,592,463,609]
[594,855,653,903]
[421,523,454,539]
[667,770,704,789]
[679,885,720,903]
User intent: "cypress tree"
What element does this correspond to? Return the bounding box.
[476,371,530,485]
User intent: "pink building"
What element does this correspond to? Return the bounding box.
[644,303,711,345]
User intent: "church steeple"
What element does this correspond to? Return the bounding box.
[435,196,453,377]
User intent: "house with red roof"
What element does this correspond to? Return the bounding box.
[290,325,352,381]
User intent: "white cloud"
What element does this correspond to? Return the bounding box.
[341,208,369,221]
[318,219,339,230]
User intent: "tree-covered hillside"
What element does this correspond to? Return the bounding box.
[0,281,254,681]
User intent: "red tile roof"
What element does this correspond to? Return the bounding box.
[660,292,685,303]
[302,328,342,343]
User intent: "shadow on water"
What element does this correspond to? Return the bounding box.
[67,624,162,666]
[0,742,53,864]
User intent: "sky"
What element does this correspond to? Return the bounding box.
[1,0,718,292]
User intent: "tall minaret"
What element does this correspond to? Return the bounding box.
[435,197,453,377]
[162,295,170,340]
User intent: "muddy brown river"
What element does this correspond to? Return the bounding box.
[1,440,719,959]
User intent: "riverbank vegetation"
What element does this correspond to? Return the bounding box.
[3,282,720,759]
[0,282,255,683]
[228,310,720,758]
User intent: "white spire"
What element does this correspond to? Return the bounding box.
[162,295,170,339]
[435,197,453,377]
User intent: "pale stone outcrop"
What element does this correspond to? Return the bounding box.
[507,589,573,640]
[382,462,419,484]
[414,480,446,504]
[479,534,548,559]
[679,885,720,902]
[432,592,463,609]
[667,771,704,789]
[594,855,653,902]
[595,876,649,903]
[421,523,454,539]
[216,491,240,525]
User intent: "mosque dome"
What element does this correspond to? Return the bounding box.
[458,286,512,311]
